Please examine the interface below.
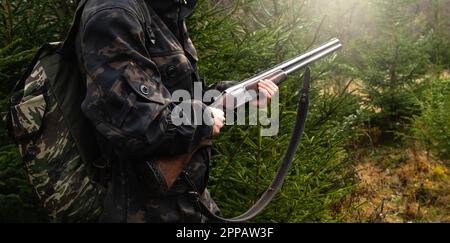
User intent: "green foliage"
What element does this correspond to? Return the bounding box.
[411,78,450,160]
[427,0,450,69]
[0,145,48,222]
[351,0,431,138]
[0,0,75,91]
[0,40,36,100]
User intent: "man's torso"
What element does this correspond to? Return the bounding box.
[75,0,218,223]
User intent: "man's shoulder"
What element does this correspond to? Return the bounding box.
[82,0,144,25]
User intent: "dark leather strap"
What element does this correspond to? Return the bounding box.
[60,0,89,57]
[185,67,312,222]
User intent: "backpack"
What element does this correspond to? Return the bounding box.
[5,0,106,222]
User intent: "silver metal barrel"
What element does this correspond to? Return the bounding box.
[225,38,342,93]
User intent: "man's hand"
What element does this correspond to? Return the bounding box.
[255,79,279,108]
[208,79,277,137]
[210,107,225,137]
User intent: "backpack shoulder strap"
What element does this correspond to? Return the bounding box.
[60,0,89,57]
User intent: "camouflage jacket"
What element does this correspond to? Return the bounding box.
[75,0,219,222]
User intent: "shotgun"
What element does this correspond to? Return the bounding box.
[210,38,343,110]
[151,38,343,221]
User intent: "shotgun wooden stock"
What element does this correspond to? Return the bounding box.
[155,140,212,189]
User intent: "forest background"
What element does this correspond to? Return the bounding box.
[0,0,449,222]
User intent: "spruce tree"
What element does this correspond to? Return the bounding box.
[353,0,430,141]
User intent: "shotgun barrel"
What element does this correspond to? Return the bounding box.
[210,38,343,110]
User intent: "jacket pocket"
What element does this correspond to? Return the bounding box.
[151,52,194,93]
[123,61,171,105]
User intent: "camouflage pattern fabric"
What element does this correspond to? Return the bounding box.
[75,0,220,222]
[9,49,106,222]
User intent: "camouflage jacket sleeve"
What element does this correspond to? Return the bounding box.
[78,8,213,160]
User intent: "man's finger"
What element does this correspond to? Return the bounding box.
[258,87,272,100]
[260,79,279,94]
[259,83,275,97]
[264,79,279,92]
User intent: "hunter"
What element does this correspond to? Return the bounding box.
[75,0,278,222]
